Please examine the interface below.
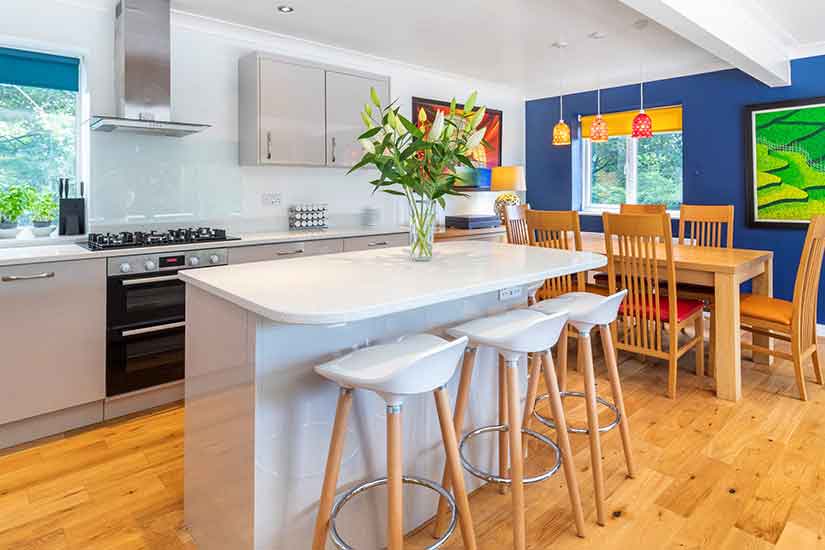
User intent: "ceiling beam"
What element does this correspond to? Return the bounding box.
[618,0,791,87]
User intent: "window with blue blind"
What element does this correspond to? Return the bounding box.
[0,47,81,238]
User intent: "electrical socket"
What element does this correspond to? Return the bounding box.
[261,192,282,206]
[499,287,524,301]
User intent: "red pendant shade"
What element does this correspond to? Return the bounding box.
[632,111,653,138]
[590,115,609,142]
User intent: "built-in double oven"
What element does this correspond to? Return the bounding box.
[106,249,228,397]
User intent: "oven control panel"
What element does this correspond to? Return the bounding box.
[107,248,228,276]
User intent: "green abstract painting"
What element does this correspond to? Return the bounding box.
[747,98,825,227]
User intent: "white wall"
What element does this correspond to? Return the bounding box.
[0,1,525,232]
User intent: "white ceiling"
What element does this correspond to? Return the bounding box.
[754,0,825,51]
[171,0,729,98]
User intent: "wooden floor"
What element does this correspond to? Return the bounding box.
[2,340,825,549]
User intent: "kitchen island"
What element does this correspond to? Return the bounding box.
[179,241,605,550]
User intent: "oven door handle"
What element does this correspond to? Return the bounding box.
[121,274,180,286]
[121,321,186,338]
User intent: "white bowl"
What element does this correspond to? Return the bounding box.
[31,225,56,237]
[0,227,19,239]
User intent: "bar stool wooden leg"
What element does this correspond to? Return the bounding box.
[311,388,354,550]
[558,324,569,391]
[580,333,606,526]
[505,359,527,550]
[541,351,586,538]
[521,352,543,451]
[498,357,509,495]
[387,405,404,550]
[432,348,477,537]
[434,387,478,550]
[599,325,636,479]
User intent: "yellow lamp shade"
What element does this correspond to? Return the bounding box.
[491,166,526,192]
[590,115,609,142]
[552,119,571,146]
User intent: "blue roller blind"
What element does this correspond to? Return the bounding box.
[0,47,79,91]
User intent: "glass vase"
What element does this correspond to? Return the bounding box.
[409,197,436,262]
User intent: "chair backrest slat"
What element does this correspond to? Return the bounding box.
[526,210,585,300]
[503,204,530,245]
[678,204,734,248]
[620,203,667,215]
[793,216,825,348]
[603,212,675,354]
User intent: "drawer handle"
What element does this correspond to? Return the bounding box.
[122,321,186,338]
[266,131,272,160]
[277,249,305,256]
[2,272,55,282]
[122,274,179,286]
[331,136,336,163]
[367,241,389,247]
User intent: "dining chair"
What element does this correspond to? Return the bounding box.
[602,212,705,399]
[503,204,530,245]
[740,215,825,401]
[525,210,587,300]
[677,204,735,373]
[619,203,667,215]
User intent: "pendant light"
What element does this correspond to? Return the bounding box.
[590,88,609,142]
[552,93,571,146]
[632,80,653,138]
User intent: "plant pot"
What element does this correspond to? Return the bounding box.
[0,221,19,239]
[32,221,56,238]
[409,198,436,262]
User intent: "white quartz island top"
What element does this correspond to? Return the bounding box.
[179,241,607,325]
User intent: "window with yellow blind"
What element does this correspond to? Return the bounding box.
[580,106,683,212]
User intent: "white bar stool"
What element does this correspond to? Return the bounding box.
[311,334,478,550]
[432,308,586,550]
[529,290,636,526]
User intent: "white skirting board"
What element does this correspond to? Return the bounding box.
[0,401,103,450]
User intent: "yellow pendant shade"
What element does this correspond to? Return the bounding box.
[590,115,609,142]
[491,166,526,192]
[552,120,571,146]
[582,105,682,138]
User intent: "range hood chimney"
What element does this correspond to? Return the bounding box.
[90,0,210,137]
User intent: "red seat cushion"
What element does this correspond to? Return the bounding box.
[620,296,704,323]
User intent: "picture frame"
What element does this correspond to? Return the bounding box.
[411,96,503,169]
[745,96,825,228]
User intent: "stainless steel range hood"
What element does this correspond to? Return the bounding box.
[90,0,210,137]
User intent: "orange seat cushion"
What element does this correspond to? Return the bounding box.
[620,296,704,323]
[740,293,793,326]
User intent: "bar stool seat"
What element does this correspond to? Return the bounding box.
[312,334,478,550]
[447,308,567,358]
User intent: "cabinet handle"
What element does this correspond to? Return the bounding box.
[276,249,305,256]
[331,137,336,163]
[367,241,389,247]
[2,272,55,282]
[122,321,186,338]
[266,131,272,160]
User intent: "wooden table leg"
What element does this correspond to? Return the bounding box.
[751,257,774,365]
[714,272,742,402]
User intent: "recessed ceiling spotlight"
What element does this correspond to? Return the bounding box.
[551,41,569,49]
[277,5,295,13]
[588,31,608,40]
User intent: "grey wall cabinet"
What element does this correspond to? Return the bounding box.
[239,53,389,167]
[0,259,106,425]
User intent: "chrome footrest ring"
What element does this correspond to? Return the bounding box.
[329,476,457,550]
[458,424,561,485]
[533,391,621,434]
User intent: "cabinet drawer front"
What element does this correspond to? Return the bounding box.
[229,239,343,264]
[0,259,106,425]
[343,233,407,252]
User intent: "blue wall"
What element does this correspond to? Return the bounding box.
[526,55,825,319]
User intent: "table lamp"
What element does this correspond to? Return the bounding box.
[491,166,526,222]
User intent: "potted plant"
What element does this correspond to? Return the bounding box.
[349,89,489,261]
[30,188,59,237]
[0,184,34,239]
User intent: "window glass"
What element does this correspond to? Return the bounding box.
[590,137,628,206]
[637,132,683,210]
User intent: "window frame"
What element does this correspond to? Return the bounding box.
[580,130,683,215]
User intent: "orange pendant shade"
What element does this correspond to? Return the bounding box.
[590,115,609,142]
[632,111,653,138]
[552,119,571,146]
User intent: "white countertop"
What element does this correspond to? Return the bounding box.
[179,241,607,325]
[0,226,406,268]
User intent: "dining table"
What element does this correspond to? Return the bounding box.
[579,231,774,402]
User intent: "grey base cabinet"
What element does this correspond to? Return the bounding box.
[0,259,106,425]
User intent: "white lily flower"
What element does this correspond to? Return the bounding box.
[359,139,375,154]
[466,127,486,150]
[428,110,444,141]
